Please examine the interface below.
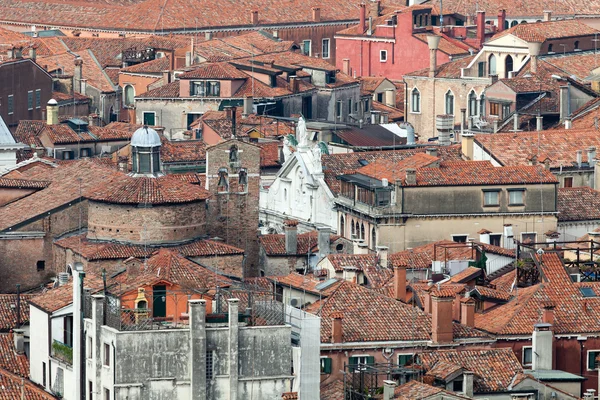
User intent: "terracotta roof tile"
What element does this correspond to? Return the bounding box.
[136,80,179,98]
[267,273,342,297]
[180,62,249,80]
[0,295,33,332]
[257,141,281,168]
[418,348,522,393]
[121,56,171,73]
[13,120,45,148]
[30,275,105,314]
[448,266,484,283]
[325,253,378,272]
[38,51,115,93]
[160,139,206,164]
[320,379,344,400]
[425,360,463,380]
[0,178,49,189]
[0,367,57,399]
[356,153,439,182]
[395,380,471,400]
[0,335,28,378]
[259,231,340,256]
[491,19,599,42]
[558,186,600,222]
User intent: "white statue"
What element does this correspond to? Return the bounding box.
[311,144,322,173]
[282,136,293,161]
[297,116,308,148]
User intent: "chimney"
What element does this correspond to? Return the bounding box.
[466,15,474,25]
[527,42,542,74]
[565,117,572,129]
[284,219,298,255]
[205,32,213,40]
[80,78,87,95]
[426,35,441,78]
[424,289,432,313]
[331,312,343,343]
[513,112,520,131]
[393,264,407,301]
[354,241,369,254]
[426,147,438,158]
[14,47,22,59]
[476,11,486,48]
[497,9,506,32]
[463,371,474,398]
[560,84,570,121]
[359,3,366,32]
[377,245,389,268]
[58,272,69,286]
[461,133,474,158]
[384,89,395,107]
[589,147,597,165]
[342,59,350,75]
[289,76,299,94]
[73,57,83,93]
[317,225,332,258]
[13,329,24,354]
[431,292,454,343]
[250,10,259,25]
[368,16,373,36]
[185,51,192,67]
[542,303,555,325]
[312,7,321,22]
[7,48,13,59]
[29,47,36,61]
[225,106,233,120]
[383,381,397,400]
[536,115,543,131]
[47,99,59,125]
[460,298,475,327]
[405,168,417,185]
[243,96,253,117]
[369,0,381,18]
[577,150,583,168]
[543,10,552,22]
[532,322,554,370]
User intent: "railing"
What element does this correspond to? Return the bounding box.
[52,339,73,365]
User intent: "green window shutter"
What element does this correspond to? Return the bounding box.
[366,356,375,365]
[399,354,412,366]
[321,358,332,374]
[349,356,358,372]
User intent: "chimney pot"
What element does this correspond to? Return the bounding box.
[13,329,24,354]
[251,10,259,25]
[312,7,321,22]
[405,168,417,185]
[377,245,389,268]
[497,9,506,32]
[426,35,441,77]
[393,265,407,301]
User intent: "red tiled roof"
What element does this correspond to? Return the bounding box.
[448,267,484,283]
[406,54,476,78]
[558,186,600,222]
[51,91,90,103]
[356,153,439,182]
[121,56,171,73]
[0,295,33,332]
[41,124,133,145]
[418,348,522,393]
[30,275,105,313]
[38,50,115,93]
[325,253,378,272]
[474,285,513,301]
[371,101,404,121]
[267,273,342,297]
[180,62,249,80]
[257,141,281,168]
[259,231,340,256]
[320,379,344,400]
[137,80,180,98]
[13,120,46,148]
[306,281,490,343]
[425,359,463,380]
[395,380,470,400]
[474,128,600,169]
[0,178,49,189]
[161,139,206,164]
[85,174,210,205]
[491,19,599,42]
[0,335,28,378]
[0,367,58,399]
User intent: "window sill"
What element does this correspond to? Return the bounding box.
[409,111,421,115]
[508,203,524,207]
[483,204,500,207]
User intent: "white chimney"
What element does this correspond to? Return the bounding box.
[532,323,553,370]
[376,245,389,268]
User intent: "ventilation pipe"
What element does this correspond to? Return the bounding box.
[577,150,583,168]
[536,115,543,131]
[560,85,570,122]
[73,57,83,93]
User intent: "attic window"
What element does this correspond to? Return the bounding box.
[358,159,369,166]
[580,287,597,297]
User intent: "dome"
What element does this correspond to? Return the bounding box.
[131,126,161,147]
[47,99,58,105]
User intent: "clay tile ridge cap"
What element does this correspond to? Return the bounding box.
[331,311,344,319]
[284,219,299,227]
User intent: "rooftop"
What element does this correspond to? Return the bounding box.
[558,186,600,222]
[0,367,57,399]
[259,231,341,256]
[491,19,599,42]
[0,294,32,332]
[0,335,29,378]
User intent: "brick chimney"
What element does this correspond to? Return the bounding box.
[312,7,321,22]
[359,3,366,32]
[426,35,441,78]
[284,219,298,255]
[331,312,343,343]
[250,10,259,25]
[543,10,552,22]
[431,291,454,343]
[405,168,417,185]
[542,302,556,326]
[460,297,475,327]
[476,11,486,48]
[393,264,407,301]
[368,0,381,18]
[497,9,506,32]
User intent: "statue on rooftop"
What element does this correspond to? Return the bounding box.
[297,116,308,148]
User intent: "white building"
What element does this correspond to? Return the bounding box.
[0,115,25,173]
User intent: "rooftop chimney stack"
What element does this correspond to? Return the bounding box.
[463,371,474,398]
[317,225,332,259]
[532,322,554,370]
[476,11,486,48]
[377,245,389,268]
[426,35,441,78]
[589,147,597,165]
[383,381,397,400]
[497,9,506,32]
[460,297,475,327]
[251,10,259,25]
[359,3,367,32]
[73,57,83,93]
[284,220,298,255]
[536,115,543,131]
[431,291,454,343]
[393,264,407,301]
[405,168,417,185]
[577,150,583,168]
[312,7,321,22]
[342,59,350,75]
[560,84,570,121]
[543,10,552,22]
[46,99,58,125]
[331,312,343,343]
[29,47,36,61]
[528,41,542,74]
[243,96,253,117]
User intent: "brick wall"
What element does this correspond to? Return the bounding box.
[206,140,261,277]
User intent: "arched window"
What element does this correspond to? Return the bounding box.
[575,40,580,50]
[124,84,135,107]
[445,90,454,115]
[229,145,238,163]
[137,300,147,309]
[360,223,365,240]
[411,88,421,113]
[504,20,509,29]
[488,54,497,75]
[468,91,478,116]
[217,168,229,192]
[340,215,345,236]
[371,227,376,247]
[505,55,513,78]
[548,44,554,53]
[510,20,518,27]
[424,14,429,26]
[351,220,356,236]
[355,221,360,238]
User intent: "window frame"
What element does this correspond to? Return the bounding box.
[336,100,342,119]
[522,346,533,367]
[322,38,331,59]
[398,353,413,366]
[302,40,312,56]
[563,176,573,188]
[587,350,600,370]
[508,188,525,206]
[483,189,500,206]
[7,94,13,115]
[411,88,421,114]
[27,90,33,111]
[445,90,454,115]
[35,89,42,109]
[103,343,110,367]
[489,102,500,117]
[489,233,502,247]
[320,357,332,374]
[349,354,374,372]
[452,234,468,243]
[380,50,388,62]
[521,232,537,244]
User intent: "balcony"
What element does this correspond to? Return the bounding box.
[52,339,73,365]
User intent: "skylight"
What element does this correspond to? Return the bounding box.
[580,287,596,298]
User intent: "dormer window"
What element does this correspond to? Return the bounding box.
[191,80,220,97]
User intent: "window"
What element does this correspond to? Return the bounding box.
[483,190,499,206]
[217,168,229,192]
[360,223,365,240]
[42,362,46,387]
[302,40,311,56]
[587,350,600,370]
[478,61,485,77]
[348,99,352,115]
[505,55,514,78]
[206,350,214,380]
[490,234,502,247]
[575,40,580,50]
[376,190,391,206]
[452,379,464,392]
[322,38,330,59]
[80,148,91,157]
[320,357,332,374]
[36,260,45,271]
[468,91,477,116]
[411,88,421,113]
[489,102,500,116]
[87,336,92,359]
[124,84,135,106]
[27,90,33,110]
[380,50,387,62]
[191,80,220,97]
[104,388,110,400]
[62,150,74,160]
[336,101,342,119]
[502,104,511,119]
[377,92,384,103]
[563,176,573,188]
[349,355,374,372]
[452,235,468,243]
[89,381,93,400]
[523,347,532,366]
[488,54,497,75]
[143,112,155,126]
[340,215,345,236]
[363,99,370,112]
[548,44,554,53]
[521,233,537,244]
[35,89,41,109]
[7,95,13,115]
[508,189,525,205]
[371,227,376,247]
[445,90,454,115]
[398,354,413,366]
[103,343,110,366]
